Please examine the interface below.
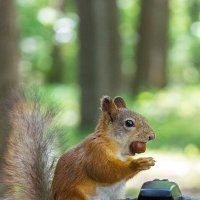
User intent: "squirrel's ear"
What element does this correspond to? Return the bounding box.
[114,96,126,108]
[101,96,112,112]
[101,96,118,121]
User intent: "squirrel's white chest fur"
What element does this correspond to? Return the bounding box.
[89,180,126,200]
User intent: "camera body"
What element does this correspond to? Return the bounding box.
[126,179,196,200]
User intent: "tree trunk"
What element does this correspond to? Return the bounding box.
[47,0,66,84]
[48,45,65,83]
[134,0,169,92]
[0,0,19,194]
[77,0,121,129]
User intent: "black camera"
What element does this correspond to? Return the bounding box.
[126,179,197,200]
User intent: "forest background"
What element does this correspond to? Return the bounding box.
[0,0,200,198]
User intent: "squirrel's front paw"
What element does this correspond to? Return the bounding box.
[130,157,155,171]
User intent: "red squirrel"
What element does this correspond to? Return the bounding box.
[3,94,155,200]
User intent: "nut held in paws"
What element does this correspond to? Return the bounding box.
[129,141,146,154]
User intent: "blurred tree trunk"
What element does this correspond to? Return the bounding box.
[48,45,65,83]
[134,0,169,92]
[0,0,19,194]
[47,0,66,84]
[77,0,121,129]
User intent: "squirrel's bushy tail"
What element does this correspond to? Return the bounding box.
[3,93,56,200]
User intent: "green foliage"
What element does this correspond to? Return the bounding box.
[169,0,200,85]
[17,0,78,84]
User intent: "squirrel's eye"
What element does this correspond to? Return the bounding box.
[125,120,135,128]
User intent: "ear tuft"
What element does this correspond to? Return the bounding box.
[101,96,112,112]
[114,96,126,108]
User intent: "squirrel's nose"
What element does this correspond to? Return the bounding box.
[148,132,155,141]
